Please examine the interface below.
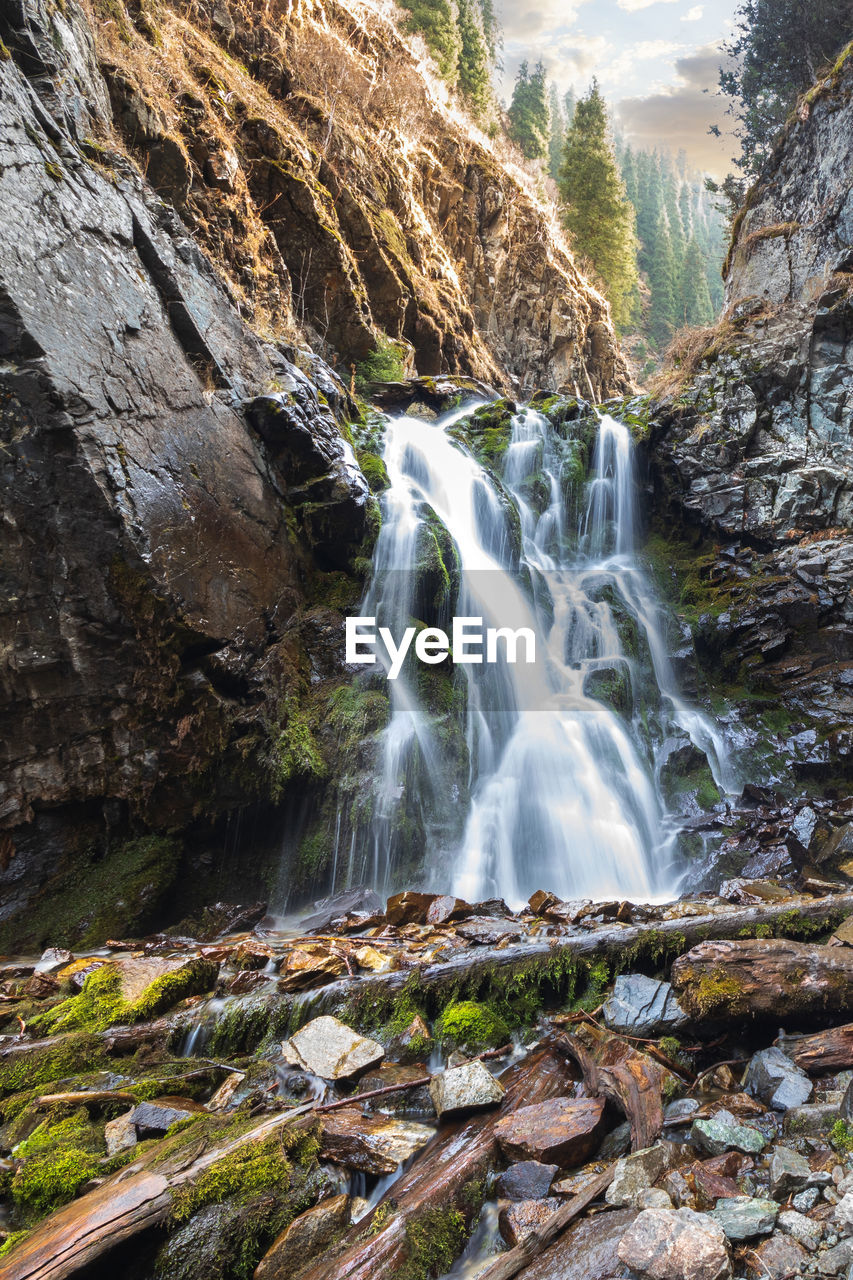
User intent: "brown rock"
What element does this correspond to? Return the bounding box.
[232,940,277,971]
[278,946,345,992]
[745,1233,809,1280]
[254,1194,351,1280]
[528,890,558,915]
[498,1161,560,1201]
[498,1197,561,1247]
[385,892,438,925]
[513,1206,638,1280]
[316,1108,434,1174]
[355,1062,431,1113]
[22,972,59,999]
[455,916,523,945]
[495,1096,607,1167]
[426,896,472,925]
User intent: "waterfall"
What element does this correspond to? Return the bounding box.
[352,402,734,907]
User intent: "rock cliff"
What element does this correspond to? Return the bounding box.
[644,45,853,875]
[0,0,625,944]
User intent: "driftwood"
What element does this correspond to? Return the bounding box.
[476,1165,615,1280]
[3,1102,316,1280]
[781,1023,853,1073]
[555,1022,673,1151]
[671,937,853,1025]
[35,1091,136,1109]
[297,1043,577,1280]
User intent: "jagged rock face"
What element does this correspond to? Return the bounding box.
[76,0,627,396]
[0,5,372,935]
[645,50,853,805]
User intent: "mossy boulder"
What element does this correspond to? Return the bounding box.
[583,665,633,718]
[434,1001,511,1053]
[34,957,219,1035]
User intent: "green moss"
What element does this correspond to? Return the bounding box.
[401,1205,468,1280]
[357,449,390,494]
[434,1001,511,1052]
[0,37,11,59]
[44,160,63,181]
[270,700,328,801]
[0,1232,28,1260]
[0,1033,107,1102]
[169,1125,320,1225]
[13,1145,100,1218]
[830,1119,853,1155]
[35,958,218,1035]
[355,336,406,393]
[681,965,747,1018]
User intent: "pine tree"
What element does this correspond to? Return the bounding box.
[456,0,491,115]
[563,87,576,127]
[557,80,638,330]
[681,238,714,326]
[399,0,463,85]
[621,146,638,207]
[547,82,565,181]
[508,60,549,160]
[476,0,500,61]
[648,210,678,346]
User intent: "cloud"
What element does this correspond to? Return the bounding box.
[682,5,704,18]
[616,0,679,11]
[608,39,682,82]
[496,0,589,39]
[616,43,736,175]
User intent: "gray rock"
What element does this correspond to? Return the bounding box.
[792,1187,821,1212]
[769,1145,812,1197]
[783,1102,840,1137]
[428,1061,505,1119]
[598,1119,633,1159]
[746,1047,813,1112]
[777,1208,823,1251]
[130,1099,201,1137]
[300,888,383,933]
[606,1145,668,1208]
[497,1161,559,1202]
[710,1196,779,1240]
[281,1017,384,1081]
[104,1111,137,1156]
[748,1232,810,1280]
[691,1111,768,1157]
[665,1098,700,1125]
[601,974,689,1038]
[817,1238,853,1275]
[617,1207,732,1280]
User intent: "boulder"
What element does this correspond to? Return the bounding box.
[355,1063,431,1115]
[130,1097,205,1137]
[746,1047,813,1112]
[104,1111,137,1156]
[316,1110,435,1174]
[497,1161,559,1202]
[617,1207,733,1280]
[425,896,473,925]
[254,1194,351,1279]
[602,974,689,1038]
[494,1096,606,1167]
[454,917,523,944]
[690,1111,767,1157]
[300,888,383,934]
[710,1196,779,1240]
[745,1233,810,1279]
[517,1206,638,1280]
[428,1061,505,1119]
[782,1102,840,1137]
[769,1146,811,1197]
[385,892,437,925]
[777,1208,823,1251]
[278,947,346,992]
[281,1016,384,1081]
[606,1145,668,1208]
[498,1197,561,1248]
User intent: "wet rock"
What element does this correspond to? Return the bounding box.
[104,1111,137,1156]
[254,1194,351,1279]
[455,916,524,944]
[691,1111,768,1157]
[686,1152,752,1208]
[300,888,383,934]
[617,1206,732,1280]
[777,1208,822,1251]
[22,972,60,999]
[499,1197,561,1247]
[665,1099,700,1125]
[389,1015,433,1064]
[316,1109,434,1174]
[598,1119,633,1159]
[495,1096,606,1167]
[426,896,473,925]
[278,947,345,992]
[745,1233,810,1279]
[34,947,73,974]
[428,1060,505,1119]
[769,1146,811,1197]
[130,1097,205,1137]
[281,1016,384,1081]
[816,1238,853,1274]
[180,902,267,941]
[232,940,277,971]
[606,1145,669,1207]
[353,945,394,974]
[602,975,689,1038]
[710,1196,779,1240]
[206,1072,247,1113]
[782,1102,840,1137]
[518,1206,638,1280]
[746,1047,813,1111]
[497,1161,560,1201]
[385,892,438,925]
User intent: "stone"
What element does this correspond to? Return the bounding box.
[426,896,473,925]
[498,1197,561,1248]
[316,1110,434,1174]
[34,947,73,974]
[640,1189,675,1210]
[601,975,690,1038]
[816,1238,853,1274]
[777,1208,823,1251]
[206,1072,247,1113]
[254,1193,351,1279]
[617,1207,733,1280]
[495,1097,606,1167]
[792,1187,821,1211]
[746,1047,813,1112]
[385,892,438,925]
[497,1161,560,1202]
[428,1061,505,1119]
[104,1111,137,1156]
[353,946,395,974]
[455,917,523,945]
[300,889,383,934]
[281,1017,384,1081]
[598,1119,633,1159]
[355,1063,431,1115]
[389,1016,434,1065]
[691,1111,768,1157]
[783,1102,840,1137]
[833,1190,853,1230]
[130,1097,204,1137]
[769,1146,812,1197]
[516,1206,638,1280]
[830,915,853,947]
[745,1233,810,1280]
[665,1098,700,1125]
[710,1196,779,1240]
[606,1145,669,1207]
[278,947,345,992]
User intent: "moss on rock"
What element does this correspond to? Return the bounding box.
[434,1000,511,1052]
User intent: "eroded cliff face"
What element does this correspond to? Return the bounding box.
[645,46,853,881]
[0,0,626,945]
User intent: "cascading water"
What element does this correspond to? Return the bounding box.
[350,402,735,906]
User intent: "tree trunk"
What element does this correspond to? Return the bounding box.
[781,1023,853,1072]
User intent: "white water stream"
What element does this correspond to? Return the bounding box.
[352,404,734,907]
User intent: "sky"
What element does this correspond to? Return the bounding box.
[495,0,740,176]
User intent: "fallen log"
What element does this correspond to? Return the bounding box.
[671,937,853,1026]
[296,1042,578,1280]
[3,1101,317,1280]
[554,1022,674,1151]
[35,1091,136,1109]
[780,1023,853,1073]
[475,1165,615,1280]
